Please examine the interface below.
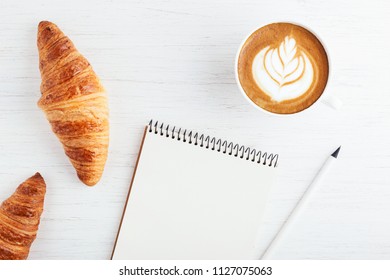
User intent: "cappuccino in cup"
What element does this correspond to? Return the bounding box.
[236,23,329,114]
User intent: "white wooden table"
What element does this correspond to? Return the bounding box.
[0,0,389,259]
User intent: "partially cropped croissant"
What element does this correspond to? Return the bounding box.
[37,21,109,186]
[0,173,46,260]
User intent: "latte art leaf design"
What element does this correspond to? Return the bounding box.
[252,36,314,102]
[265,37,304,86]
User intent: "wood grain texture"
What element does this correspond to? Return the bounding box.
[0,0,389,259]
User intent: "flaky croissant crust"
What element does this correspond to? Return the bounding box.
[37,21,109,186]
[0,173,46,260]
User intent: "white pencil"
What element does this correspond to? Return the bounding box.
[261,146,341,259]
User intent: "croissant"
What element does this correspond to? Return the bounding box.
[37,21,109,186]
[0,173,46,260]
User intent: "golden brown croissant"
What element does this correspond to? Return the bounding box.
[37,21,109,186]
[0,173,46,260]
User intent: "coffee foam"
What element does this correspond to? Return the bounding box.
[252,36,314,102]
[237,23,329,114]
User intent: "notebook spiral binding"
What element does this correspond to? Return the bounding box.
[148,120,278,167]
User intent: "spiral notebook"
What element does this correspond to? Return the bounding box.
[112,120,279,260]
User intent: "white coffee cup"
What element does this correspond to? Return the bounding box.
[235,22,342,116]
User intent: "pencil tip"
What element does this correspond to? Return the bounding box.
[331,146,341,158]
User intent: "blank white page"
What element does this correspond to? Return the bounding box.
[112,123,277,260]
